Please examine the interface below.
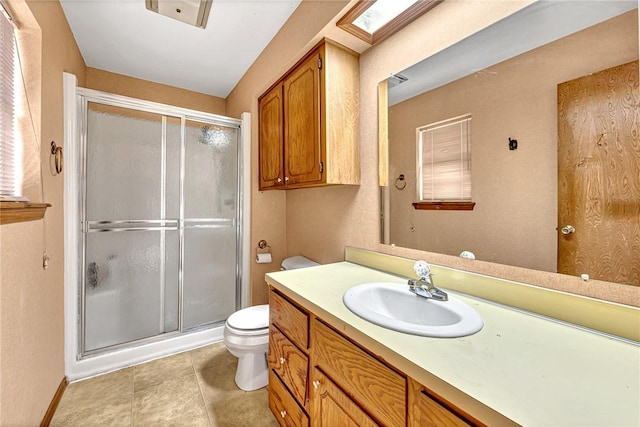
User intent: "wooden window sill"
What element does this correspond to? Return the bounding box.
[0,201,51,225]
[412,201,475,211]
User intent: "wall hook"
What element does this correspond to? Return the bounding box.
[50,141,64,175]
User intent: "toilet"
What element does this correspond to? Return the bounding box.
[223,255,319,391]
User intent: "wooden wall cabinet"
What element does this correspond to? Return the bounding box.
[258,39,360,190]
[268,288,482,427]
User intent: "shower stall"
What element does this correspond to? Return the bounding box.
[63,73,250,379]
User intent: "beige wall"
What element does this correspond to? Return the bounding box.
[226,0,350,305]
[0,3,227,423]
[285,1,540,261]
[86,67,226,115]
[388,11,638,272]
[0,0,86,424]
[278,1,639,306]
[1,1,638,422]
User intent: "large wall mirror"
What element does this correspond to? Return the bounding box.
[379,1,639,287]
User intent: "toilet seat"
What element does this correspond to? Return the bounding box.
[225,304,269,336]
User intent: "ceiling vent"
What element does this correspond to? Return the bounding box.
[145,0,212,29]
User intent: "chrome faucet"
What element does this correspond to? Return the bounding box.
[408,261,448,301]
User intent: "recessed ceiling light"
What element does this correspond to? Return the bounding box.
[145,0,212,29]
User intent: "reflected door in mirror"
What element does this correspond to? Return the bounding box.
[557,60,640,286]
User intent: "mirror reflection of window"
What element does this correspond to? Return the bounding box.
[418,115,472,202]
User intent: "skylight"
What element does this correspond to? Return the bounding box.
[337,0,442,45]
[352,0,420,33]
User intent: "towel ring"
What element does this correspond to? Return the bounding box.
[51,141,64,175]
[394,174,406,190]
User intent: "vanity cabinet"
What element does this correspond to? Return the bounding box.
[408,378,474,426]
[268,290,310,426]
[268,288,480,427]
[258,39,360,190]
[309,367,378,427]
[310,319,405,426]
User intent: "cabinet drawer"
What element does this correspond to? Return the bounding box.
[408,378,477,427]
[311,319,406,427]
[270,290,309,350]
[269,325,309,408]
[269,369,309,427]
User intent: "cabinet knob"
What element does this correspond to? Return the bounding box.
[280,410,287,418]
[284,176,289,182]
[276,177,282,183]
[312,380,320,390]
[279,357,286,365]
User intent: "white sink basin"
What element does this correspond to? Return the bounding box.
[343,282,483,338]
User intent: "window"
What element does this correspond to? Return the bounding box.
[414,114,474,211]
[0,3,17,199]
[0,2,49,224]
[337,0,442,45]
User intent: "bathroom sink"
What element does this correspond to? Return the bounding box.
[343,282,483,338]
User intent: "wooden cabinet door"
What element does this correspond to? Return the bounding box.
[259,84,284,190]
[408,378,476,427]
[268,326,309,408]
[310,367,379,427]
[283,50,323,186]
[269,370,309,427]
[311,319,405,426]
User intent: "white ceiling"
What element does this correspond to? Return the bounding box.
[388,0,638,106]
[60,0,303,98]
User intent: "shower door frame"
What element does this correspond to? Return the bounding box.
[63,72,251,380]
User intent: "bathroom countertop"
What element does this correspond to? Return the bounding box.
[266,261,640,427]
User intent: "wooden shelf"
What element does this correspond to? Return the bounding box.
[0,201,51,225]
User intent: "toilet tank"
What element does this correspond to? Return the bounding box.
[281,255,319,270]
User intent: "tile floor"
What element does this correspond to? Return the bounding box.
[51,342,278,426]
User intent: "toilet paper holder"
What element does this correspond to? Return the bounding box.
[257,240,270,252]
[256,240,272,264]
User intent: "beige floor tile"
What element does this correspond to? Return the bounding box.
[53,367,134,420]
[189,342,232,372]
[195,365,238,404]
[133,351,194,392]
[205,388,277,427]
[132,373,209,426]
[53,343,276,427]
[50,396,132,427]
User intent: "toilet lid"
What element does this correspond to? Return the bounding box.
[227,304,269,330]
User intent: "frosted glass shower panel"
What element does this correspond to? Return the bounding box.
[84,230,179,352]
[182,227,237,329]
[85,103,180,221]
[184,120,239,219]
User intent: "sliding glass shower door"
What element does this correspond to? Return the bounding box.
[182,120,238,329]
[81,97,240,355]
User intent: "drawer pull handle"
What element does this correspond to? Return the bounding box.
[280,410,287,418]
[279,357,286,365]
[312,380,320,390]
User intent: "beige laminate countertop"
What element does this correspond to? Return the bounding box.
[266,262,640,427]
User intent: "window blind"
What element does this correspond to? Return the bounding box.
[0,5,16,198]
[418,115,472,201]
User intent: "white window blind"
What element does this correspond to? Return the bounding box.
[0,5,17,198]
[418,115,472,201]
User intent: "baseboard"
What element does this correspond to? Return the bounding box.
[40,377,68,427]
